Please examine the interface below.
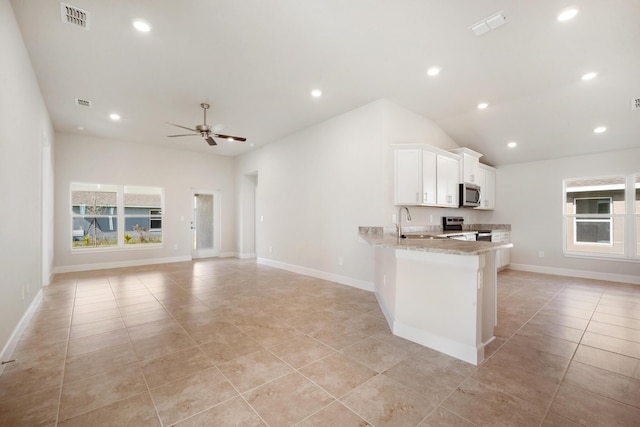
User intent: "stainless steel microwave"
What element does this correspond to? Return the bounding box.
[459,183,481,207]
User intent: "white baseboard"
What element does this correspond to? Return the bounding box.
[508,263,640,285]
[53,256,192,274]
[257,258,374,292]
[219,252,235,258]
[0,289,43,375]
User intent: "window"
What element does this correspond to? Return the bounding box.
[71,183,163,250]
[564,175,639,259]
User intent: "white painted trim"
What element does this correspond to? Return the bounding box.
[0,290,43,374]
[235,252,257,259]
[257,258,375,292]
[53,256,192,274]
[219,252,235,258]
[375,292,394,330]
[508,264,640,285]
[393,319,484,365]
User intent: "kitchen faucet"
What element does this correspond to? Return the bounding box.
[397,206,411,238]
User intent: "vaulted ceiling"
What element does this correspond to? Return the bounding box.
[11,0,640,165]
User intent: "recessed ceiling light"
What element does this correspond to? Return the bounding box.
[76,125,84,131]
[477,102,489,110]
[581,72,598,81]
[427,67,441,77]
[227,137,234,141]
[557,8,578,22]
[311,89,322,98]
[507,141,517,148]
[133,20,151,32]
[249,143,255,147]
[109,113,121,121]
[594,126,607,134]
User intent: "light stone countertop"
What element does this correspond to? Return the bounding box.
[359,231,513,256]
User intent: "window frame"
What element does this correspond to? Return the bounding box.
[563,174,639,260]
[572,197,613,246]
[70,182,164,252]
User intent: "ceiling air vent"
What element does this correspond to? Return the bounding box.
[75,98,91,107]
[632,97,640,111]
[60,2,90,30]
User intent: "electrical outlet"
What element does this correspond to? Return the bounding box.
[429,214,433,224]
[269,245,273,254]
[391,214,397,224]
[338,256,344,266]
[538,250,545,258]
[173,244,178,250]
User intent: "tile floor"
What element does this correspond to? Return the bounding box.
[1,259,639,426]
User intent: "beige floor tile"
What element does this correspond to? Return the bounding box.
[64,342,138,383]
[71,307,121,325]
[490,339,570,380]
[472,357,560,409]
[442,378,545,427]
[72,299,118,314]
[581,331,640,359]
[0,357,64,401]
[518,320,584,343]
[217,349,293,393]
[541,411,582,426]
[549,383,640,426]
[118,300,165,316]
[173,396,265,427]
[529,311,590,330]
[126,317,183,341]
[150,367,237,426]
[342,313,390,336]
[341,374,435,427]
[181,319,241,345]
[410,347,477,377]
[0,387,59,427]
[57,392,160,427]
[131,329,196,361]
[141,346,213,388]
[573,345,640,379]
[199,330,264,364]
[14,326,69,353]
[588,320,640,344]
[239,321,305,347]
[383,353,467,406]
[58,363,147,421]
[596,304,640,320]
[510,329,578,359]
[69,316,125,339]
[244,372,333,427]
[122,308,172,328]
[418,407,477,426]
[563,361,640,408]
[269,336,335,369]
[309,323,368,350]
[66,327,130,358]
[300,353,377,398]
[341,336,409,373]
[591,311,640,331]
[296,401,371,426]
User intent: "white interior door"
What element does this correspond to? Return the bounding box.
[191,190,221,258]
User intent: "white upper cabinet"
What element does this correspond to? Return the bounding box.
[394,149,422,205]
[476,164,496,210]
[394,145,460,207]
[436,154,460,207]
[450,148,482,184]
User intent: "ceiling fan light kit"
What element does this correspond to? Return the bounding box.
[167,103,246,146]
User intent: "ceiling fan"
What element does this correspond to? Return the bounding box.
[166,103,247,146]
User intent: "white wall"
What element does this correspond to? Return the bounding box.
[54,133,236,271]
[488,148,640,282]
[0,0,54,355]
[234,98,493,287]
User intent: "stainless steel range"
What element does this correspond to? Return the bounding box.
[441,216,477,241]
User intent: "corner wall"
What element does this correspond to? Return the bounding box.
[487,148,640,283]
[0,0,54,356]
[53,133,236,271]
[234,98,489,287]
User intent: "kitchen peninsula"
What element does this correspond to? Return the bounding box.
[360,227,513,365]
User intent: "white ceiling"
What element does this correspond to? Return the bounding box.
[10,0,640,165]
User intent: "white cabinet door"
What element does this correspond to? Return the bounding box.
[461,153,480,184]
[422,150,437,205]
[394,149,422,205]
[436,155,459,207]
[476,165,496,210]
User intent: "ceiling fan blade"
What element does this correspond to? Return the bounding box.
[205,136,217,146]
[212,133,247,142]
[166,122,198,132]
[167,134,199,137]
